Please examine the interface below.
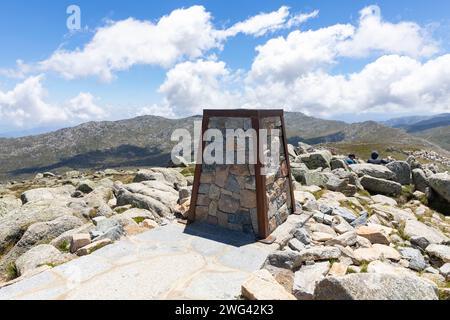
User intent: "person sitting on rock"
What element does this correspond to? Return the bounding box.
[346,154,358,165]
[367,151,388,165]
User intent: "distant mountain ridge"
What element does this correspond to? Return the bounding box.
[381,113,450,151]
[0,112,446,181]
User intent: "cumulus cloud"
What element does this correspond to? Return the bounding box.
[337,5,438,58]
[136,104,175,118]
[158,59,240,116]
[0,75,105,126]
[257,54,450,116]
[0,75,65,126]
[8,5,317,83]
[39,6,219,82]
[160,53,450,119]
[220,6,318,37]
[249,5,438,82]
[65,92,106,120]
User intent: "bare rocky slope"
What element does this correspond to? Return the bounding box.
[0,112,446,182]
[0,141,449,300]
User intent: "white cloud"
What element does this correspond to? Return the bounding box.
[65,92,106,121]
[249,24,354,82]
[245,54,450,117]
[136,104,175,118]
[249,5,438,83]
[220,7,318,38]
[0,75,105,127]
[0,75,65,126]
[159,59,240,116]
[39,6,220,82]
[22,5,317,82]
[337,5,438,58]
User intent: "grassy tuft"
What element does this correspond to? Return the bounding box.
[58,240,70,253]
[132,217,146,224]
[359,261,369,273]
[313,189,327,200]
[180,165,196,177]
[6,263,18,280]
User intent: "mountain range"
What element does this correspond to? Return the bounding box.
[0,112,448,182]
[381,113,450,151]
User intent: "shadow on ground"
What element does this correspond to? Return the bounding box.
[183,222,256,247]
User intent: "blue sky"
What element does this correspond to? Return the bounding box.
[1,0,450,134]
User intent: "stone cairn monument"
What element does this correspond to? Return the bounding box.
[189,110,296,240]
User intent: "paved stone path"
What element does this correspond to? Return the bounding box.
[0,222,274,300]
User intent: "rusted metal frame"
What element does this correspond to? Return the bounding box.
[280,112,296,214]
[252,112,269,239]
[187,114,209,222]
[203,109,283,118]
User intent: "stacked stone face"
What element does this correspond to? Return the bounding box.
[193,115,293,238]
[261,117,292,234]
[194,117,258,235]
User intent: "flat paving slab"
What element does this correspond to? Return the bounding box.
[0,222,273,300]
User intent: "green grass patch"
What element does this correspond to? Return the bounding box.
[180,165,196,177]
[397,185,415,205]
[397,221,411,241]
[357,190,372,198]
[57,240,70,253]
[132,217,146,224]
[6,263,18,280]
[313,189,327,200]
[359,261,369,273]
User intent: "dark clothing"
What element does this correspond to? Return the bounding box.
[367,150,388,165]
[346,158,357,165]
[367,158,388,165]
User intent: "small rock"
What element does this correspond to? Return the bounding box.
[356,225,390,245]
[70,233,91,254]
[293,228,311,245]
[298,246,341,263]
[439,263,450,280]
[332,207,357,223]
[141,219,159,229]
[372,244,401,261]
[371,195,398,206]
[356,236,372,248]
[425,266,440,274]
[350,212,368,228]
[293,262,330,300]
[326,231,357,247]
[328,262,348,276]
[312,232,334,242]
[76,239,112,256]
[241,269,296,300]
[288,238,305,252]
[266,249,302,270]
[426,244,450,266]
[354,247,381,263]
[421,273,446,287]
[399,247,426,271]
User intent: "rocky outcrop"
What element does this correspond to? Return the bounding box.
[360,175,402,196]
[297,150,332,170]
[349,164,396,180]
[314,273,438,300]
[386,161,411,185]
[241,269,296,300]
[15,244,72,276]
[428,172,450,203]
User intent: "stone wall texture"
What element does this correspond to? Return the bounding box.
[195,117,258,234]
[194,116,292,237]
[261,116,292,234]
